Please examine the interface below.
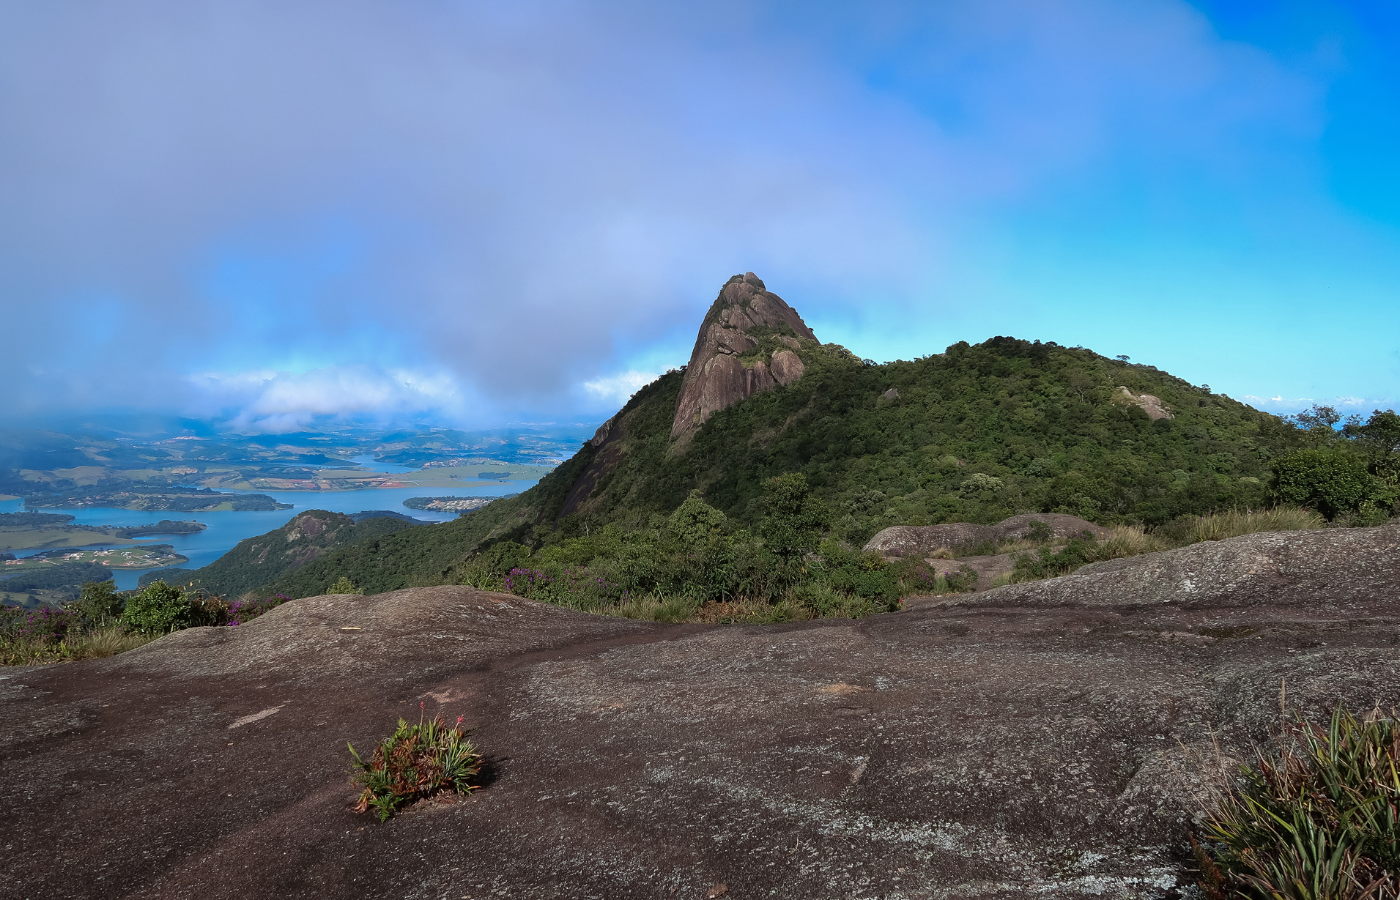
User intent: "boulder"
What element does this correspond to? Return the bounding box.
[955,524,1400,611]
[864,522,997,556]
[994,513,1110,542]
[769,349,805,386]
[864,513,1109,556]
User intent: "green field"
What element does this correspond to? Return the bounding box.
[0,588,72,609]
[0,527,146,553]
[2,545,187,571]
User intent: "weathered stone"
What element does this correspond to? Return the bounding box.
[995,513,1110,542]
[769,349,804,386]
[955,524,1400,611]
[6,529,1400,898]
[864,522,997,556]
[671,274,817,441]
[865,513,1108,556]
[1115,386,1173,421]
[588,414,616,448]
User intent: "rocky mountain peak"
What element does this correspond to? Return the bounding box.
[671,273,818,442]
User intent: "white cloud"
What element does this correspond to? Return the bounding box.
[1242,394,1394,415]
[581,370,664,407]
[188,364,464,432]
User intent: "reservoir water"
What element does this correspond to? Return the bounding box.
[0,455,537,590]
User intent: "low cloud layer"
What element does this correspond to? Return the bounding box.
[1,1,1395,429]
[188,365,464,432]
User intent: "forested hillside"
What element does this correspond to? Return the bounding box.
[143,510,418,598]
[268,335,1311,598]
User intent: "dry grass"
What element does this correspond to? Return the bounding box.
[0,626,156,666]
[600,596,814,624]
[1172,507,1325,545]
[596,595,703,623]
[74,626,158,658]
[1009,507,1328,585]
[1099,524,1169,557]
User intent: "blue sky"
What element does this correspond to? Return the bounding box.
[1,0,1396,431]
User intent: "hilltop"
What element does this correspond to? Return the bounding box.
[269,274,1302,599]
[143,510,419,599]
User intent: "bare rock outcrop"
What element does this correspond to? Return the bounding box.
[7,528,1400,898]
[865,512,1109,557]
[1115,386,1173,421]
[865,522,997,556]
[956,524,1400,611]
[671,273,817,441]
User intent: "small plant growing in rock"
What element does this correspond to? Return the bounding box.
[348,705,482,821]
[329,576,362,595]
[1193,706,1400,899]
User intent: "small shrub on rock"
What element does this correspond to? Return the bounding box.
[328,576,362,595]
[221,593,290,626]
[1193,706,1400,899]
[120,581,193,634]
[348,707,483,822]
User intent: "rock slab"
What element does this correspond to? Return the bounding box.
[5,527,1400,899]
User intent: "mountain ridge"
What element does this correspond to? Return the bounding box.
[261,274,1302,599]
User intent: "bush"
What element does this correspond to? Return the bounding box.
[1273,450,1387,520]
[1194,707,1400,899]
[71,579,124,627]
[0,604,79,646]
[222,593,291,626]
[759,472,830,563]
[503,566,628,610]
[349,707,483,822]
[120,581,193,635]
[328,576,362,595]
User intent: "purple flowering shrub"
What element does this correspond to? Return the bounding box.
[192,592,292,627]
[1,604,87,665]
[1,604,79,645]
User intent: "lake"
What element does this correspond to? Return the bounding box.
[0,455,537,589]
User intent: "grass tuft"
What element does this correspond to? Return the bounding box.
[1166,507,1326,545]
[349,705,483,822]
[1194,706,1400,899]
[0,625,157,666]
[1011,509,1325,584]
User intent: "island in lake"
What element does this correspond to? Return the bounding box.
[23,488,290,512]
[402,495,514,513]
[0,513,207,552]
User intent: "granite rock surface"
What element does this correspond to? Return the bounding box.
[671,272,817,442]
[5,527,1400,899]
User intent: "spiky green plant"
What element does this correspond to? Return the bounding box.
[348,706,482,822]
[1194,707,1400,899]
